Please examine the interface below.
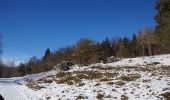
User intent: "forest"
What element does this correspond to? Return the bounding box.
[0,0,170,78]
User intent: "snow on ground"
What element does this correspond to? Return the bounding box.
[0,54,170,100]
[0,83,25,100]
[95,54,170,67]
[0,70,59,100]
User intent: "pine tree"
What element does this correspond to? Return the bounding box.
[116,37,131,58]
[44,48,51,60]
[101,38,112,58]
[155,0,170,53]
[43,48,51,70]
[111,39,116,57]
[18,63,26,76]
[131,34,138,57]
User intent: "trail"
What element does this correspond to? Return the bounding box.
[0,82,26,100]
[0,70,58,100]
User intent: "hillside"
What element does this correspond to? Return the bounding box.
[0,54,170,100]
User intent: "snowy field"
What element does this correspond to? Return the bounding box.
[0,54,170,100]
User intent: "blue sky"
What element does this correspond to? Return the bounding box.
[0,0,157,64]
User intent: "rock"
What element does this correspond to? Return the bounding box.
[102,56,117,64]
[56,61,74,71]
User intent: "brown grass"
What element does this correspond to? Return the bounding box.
[76,95,84,99]
[120,74,141,81]
[96,93,104,100]
[99,78,112,82]
[121,95,128,100]
[56,76,81,85]
[142,79,151,83]
[115,81,126,86]
[161,92,170,100]
[26,80,45,90]
[107,82,114,85]
[56,71,72,78]
[95,83,100,86]
[91,66,115,70]
[55,71,116,85]
[45,96,51,100]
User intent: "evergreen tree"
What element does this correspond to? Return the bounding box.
[116,37,131,58]
[131,34,138,57]
[18,63,26,76]
[43,48,51,60]
[43,48,51,70]
[101,38,112,58]
[155,0,170,53]
[111,39,116,57]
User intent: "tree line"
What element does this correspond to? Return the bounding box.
[0,0,170,78]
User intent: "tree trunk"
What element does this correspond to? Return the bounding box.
[148,43,152,56]
[142,41,145,56]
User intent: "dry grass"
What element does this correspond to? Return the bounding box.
[121,95,129,100]
[78,82,85,86]
[142,79,151,83]
[55,71,116,85]
[26,80,45,90]
[74,71,104,80]
[99,78,112,82]
[96,93,104,100]
[91,66,115,70]
[56,76,81,85]
[95,83,100,86]
[76,95,84,99]
[37,77,53,84]
[107,82,114,85]
[45,96,51,100]
[160,92,170,100]
[120,74,141,81]
[56,72,72,78]
[115,81,126,86]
